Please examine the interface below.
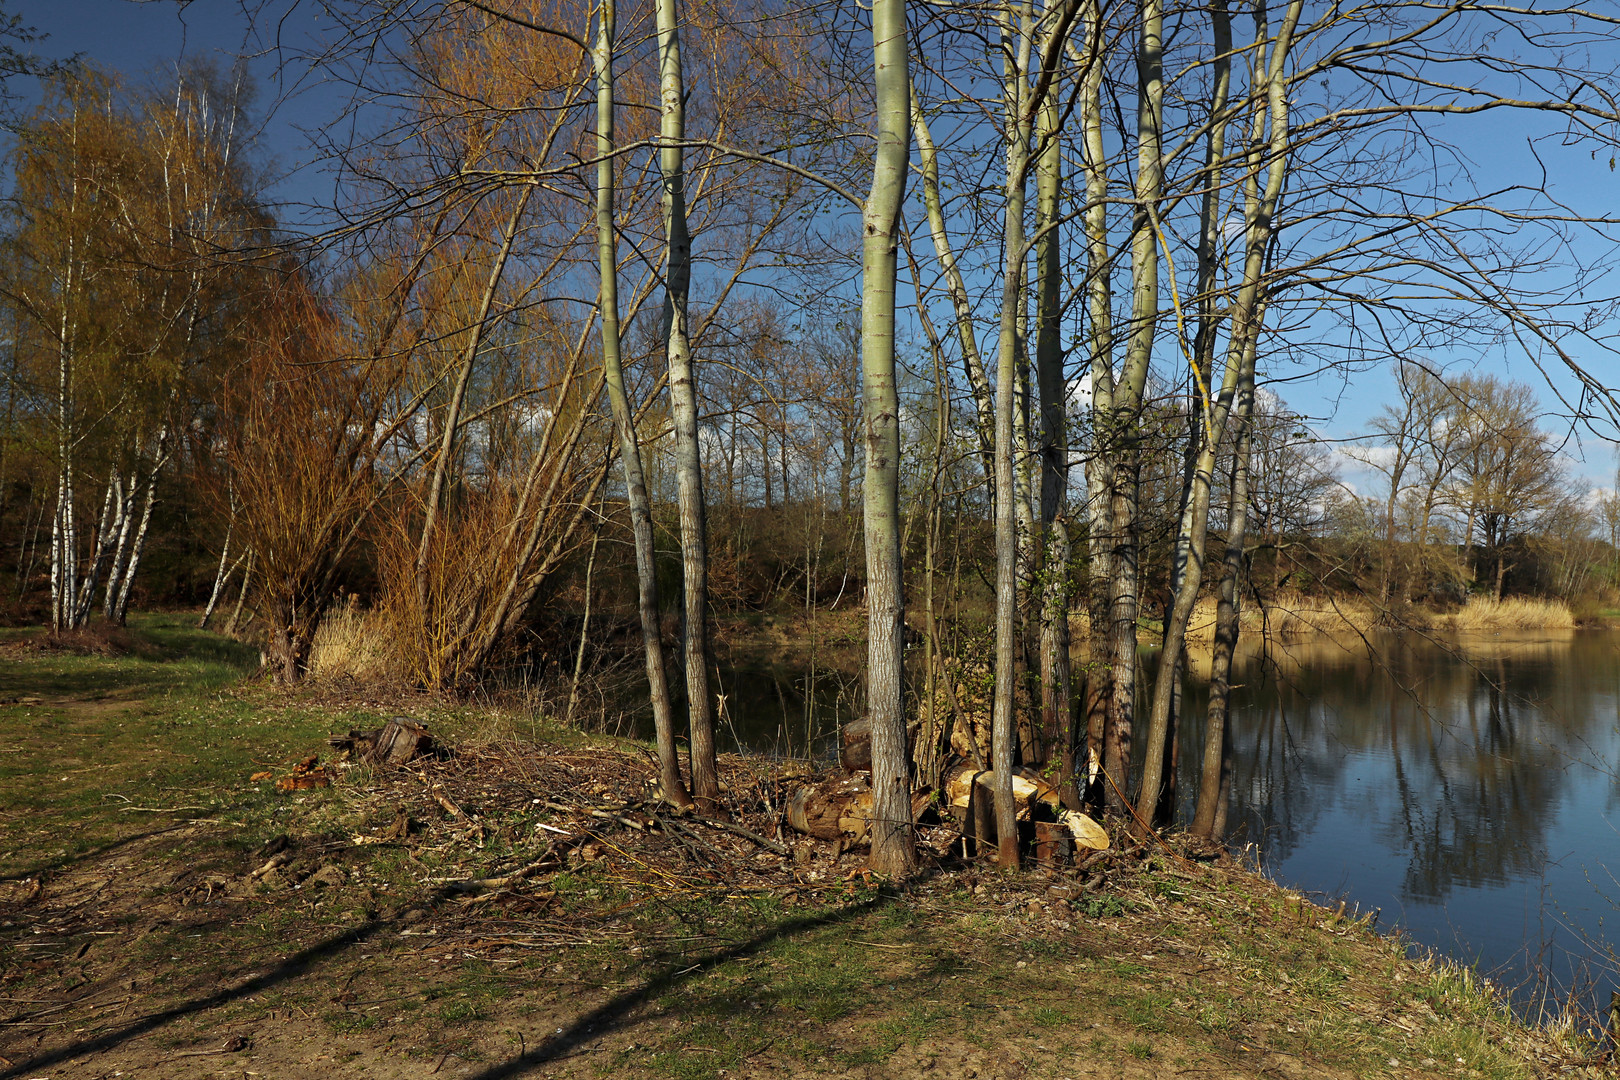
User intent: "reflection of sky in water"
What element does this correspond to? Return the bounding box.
[1173,631,1620,1012]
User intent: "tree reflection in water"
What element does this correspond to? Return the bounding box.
[1173,630,1620,1011]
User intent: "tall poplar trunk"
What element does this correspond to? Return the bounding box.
[658,0,713,811]
[1076,0,1115,809]
[1033,0,1072,802]
[1191,402,1252,839]
[1134,0,1232,823]
[594,0,689,807]
[991,0,1035,867]
[1102,0,1165,816]
[861,0,918,878]
[1134,0,1298,825]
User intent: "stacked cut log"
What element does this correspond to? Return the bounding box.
[781,719,888,846]
[786,774,872,842]
[783,715,1108,863]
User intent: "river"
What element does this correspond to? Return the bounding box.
[1177,629,1620,1017]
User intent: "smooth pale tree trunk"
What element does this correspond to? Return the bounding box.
[74,470,119,627]
[225,547,254,635]
[990,0,1034,867]
[101,470,137,623]
[1135,0,1297,825]
[911,89,995,477]
[658,0,715,810]
[200,551,244,630]
[1142,0,1232,822]
[50,303,76,632]
[594,0,690,807]
[48,179,82,634]
[1135,370,1242,822]
[1191,403,1252,839]
[110,426,171,626]
[200,495,239,629]
[861,0,918,878]
[1135,0,1234,821]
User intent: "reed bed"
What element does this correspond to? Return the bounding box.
[1182,590,1380,641]
[1434,595,1575,631]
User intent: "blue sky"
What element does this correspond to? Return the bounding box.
[13,0,1619,493]
[9,1,335,225]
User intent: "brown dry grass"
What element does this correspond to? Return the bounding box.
[307,600,393,681]
[1182,590,1380,642]
[1433,596,1576,631]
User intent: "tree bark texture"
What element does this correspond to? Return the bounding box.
[860,0,918,878]
[658,0,714,811]
[990,0,1035,868]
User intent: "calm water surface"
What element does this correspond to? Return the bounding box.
[1175,630,1620,1010]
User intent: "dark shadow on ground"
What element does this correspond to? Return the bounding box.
[463,877,933,1080]
[0,820,209,884]
[0,917,393,1079]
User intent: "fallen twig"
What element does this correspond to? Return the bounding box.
[432,789,467,818]
[679,813,789,855]
[541,800,651,832]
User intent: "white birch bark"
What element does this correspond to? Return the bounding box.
[111,425,172,625]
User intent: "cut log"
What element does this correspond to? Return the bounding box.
[1034,820,1073,867]
[329,717,436,766]
[944,765,1063,821]
[840,719,871,773]
[786,774,873,842]
[839,717,920,774]
[1061,809,1110,851]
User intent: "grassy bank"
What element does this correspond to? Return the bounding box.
[0,616,1606,1079]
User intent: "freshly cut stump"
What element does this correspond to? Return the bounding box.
[329,717,435,766]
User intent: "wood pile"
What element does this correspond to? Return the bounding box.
[780,717,1110,865]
